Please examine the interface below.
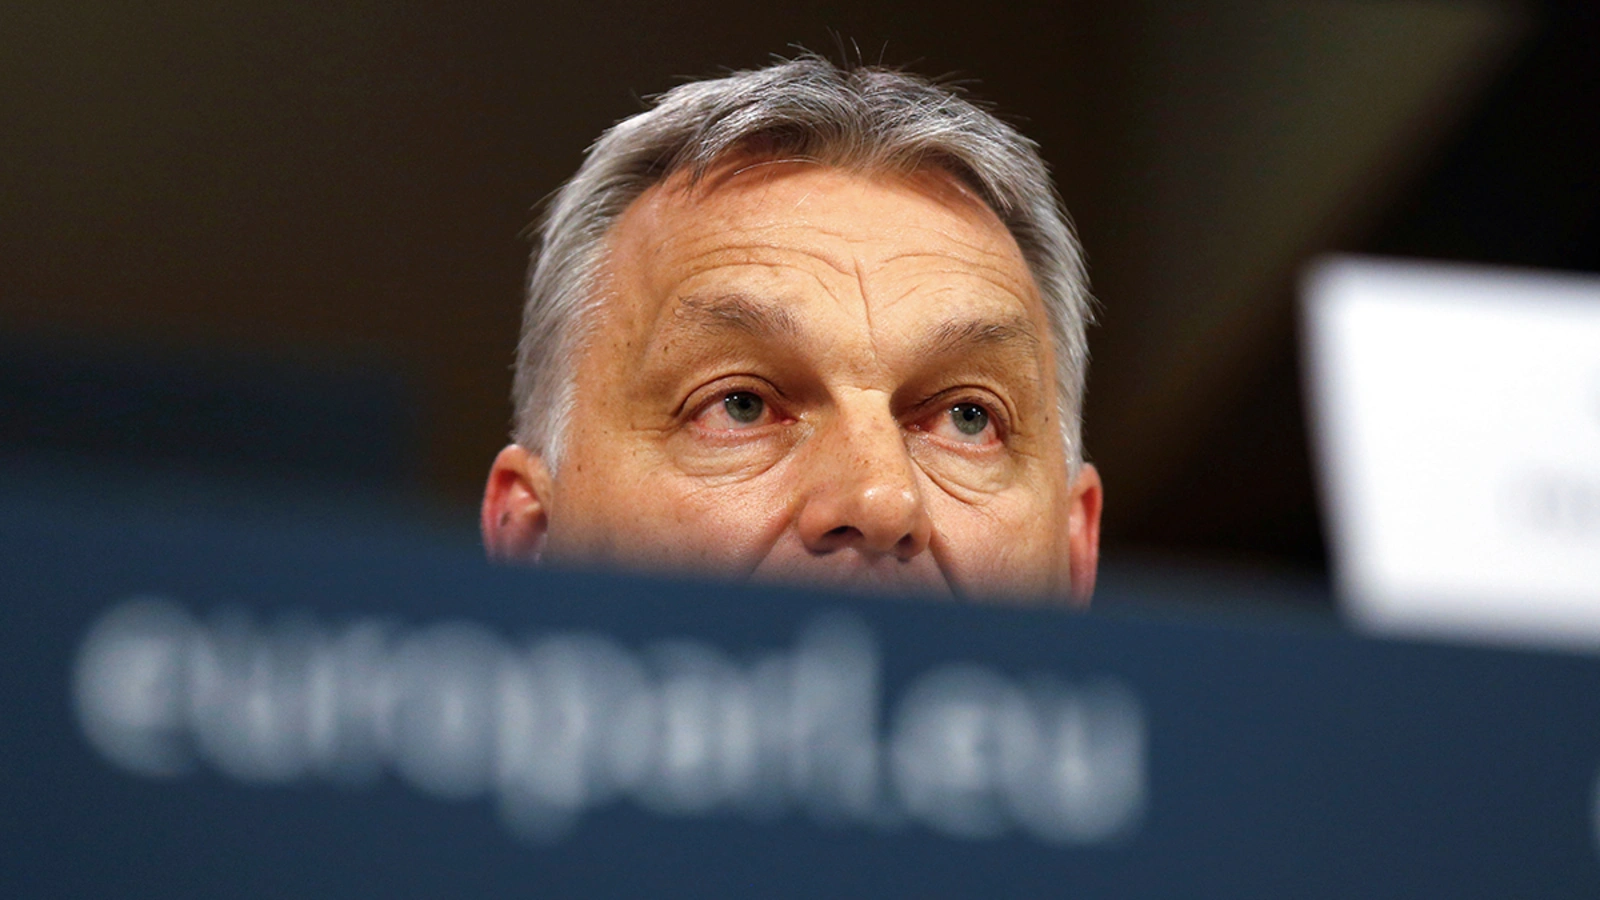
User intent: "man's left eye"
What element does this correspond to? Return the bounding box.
[723,391,765,425]
[929,401,998,443]
[695,389,772,430]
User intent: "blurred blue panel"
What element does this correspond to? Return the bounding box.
[1,464,1596,899]
[0,338,417,485]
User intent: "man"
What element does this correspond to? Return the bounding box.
[482,55,1102,602]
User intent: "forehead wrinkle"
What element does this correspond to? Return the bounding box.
[662,229,861,280]
[875,224,1015,260]
[880,274,1035,325]
[663,250,856,322]
[669,251,851,291]
[874,254,1038,302]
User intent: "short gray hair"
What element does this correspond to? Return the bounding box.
[512,54,1093,468]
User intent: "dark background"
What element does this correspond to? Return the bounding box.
[4,0,1596,589]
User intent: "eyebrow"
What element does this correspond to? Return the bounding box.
[917,315,1042,360]
[673,293,802,341]
[670,292,1041,364]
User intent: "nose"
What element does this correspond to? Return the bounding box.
[795,399,933,560]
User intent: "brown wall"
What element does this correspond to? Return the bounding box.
[1,0,1519,568]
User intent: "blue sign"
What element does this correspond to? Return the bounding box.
[4,488,1598,897]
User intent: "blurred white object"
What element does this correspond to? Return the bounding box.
[1303,256,1600,650]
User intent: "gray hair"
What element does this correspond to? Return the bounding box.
[512,54,1093,469]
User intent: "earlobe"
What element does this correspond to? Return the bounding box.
[481,444,555,563]
[1066,462,1103,604]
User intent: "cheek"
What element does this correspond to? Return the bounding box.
[665,431,797,482]
[907,438,1017,498]
[926,487,1065,595]
[550,455,793,572]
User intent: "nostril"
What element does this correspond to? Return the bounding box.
[812,525,864,553]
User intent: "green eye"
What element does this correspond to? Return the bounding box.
[951,403,989,436]
[723,391,765,424]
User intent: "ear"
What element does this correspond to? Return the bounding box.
[1066,462,1103,604]
[481,444,555,563]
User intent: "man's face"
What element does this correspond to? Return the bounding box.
[484,160,1101,600]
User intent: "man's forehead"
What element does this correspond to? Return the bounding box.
[605,159,1041,307]
[622,158,1019,256]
